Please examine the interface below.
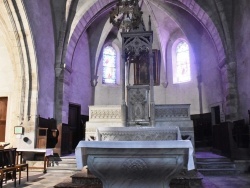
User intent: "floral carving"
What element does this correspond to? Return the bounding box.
[90,109,121,119]
[155,106,189,119]
[100,131,177,141]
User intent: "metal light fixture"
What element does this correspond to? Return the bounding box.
[110,0,143,32]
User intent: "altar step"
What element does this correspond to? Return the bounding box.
[54,168,203,188]
[196,157,238,176]
[54,168,102,188]
[46,155,79,173]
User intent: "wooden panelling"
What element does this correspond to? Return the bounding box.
[0,97,7,142]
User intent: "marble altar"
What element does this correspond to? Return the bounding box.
[75,127,195,188]
[78,3,196,187]
[75,140,194,188]
[85,104,194,146]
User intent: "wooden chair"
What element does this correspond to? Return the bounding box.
[15,151,29,185]
[0,148,17,188]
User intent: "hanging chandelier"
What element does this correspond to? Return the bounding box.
[110,0,143,32]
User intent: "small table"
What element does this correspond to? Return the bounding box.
[16,148,53,173]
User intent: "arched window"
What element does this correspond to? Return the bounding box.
[173,40,191,84]
[102,46,116,84]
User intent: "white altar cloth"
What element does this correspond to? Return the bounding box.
[16,148,54,156]
[76,140,194,170]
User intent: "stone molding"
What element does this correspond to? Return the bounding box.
[155,104,190,120]
[96,126,182,141]
[89,105,122,121]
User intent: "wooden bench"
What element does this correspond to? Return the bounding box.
[16,148,53,173]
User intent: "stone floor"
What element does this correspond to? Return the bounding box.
[2,150,250,188]
[2,168,250,188]
[2,170,74,188]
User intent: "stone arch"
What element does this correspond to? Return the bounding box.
[63,0,227,120]
[65,0,116,69]
[66,0,226,82]
[0,0,38,146]
[170,0,226,63]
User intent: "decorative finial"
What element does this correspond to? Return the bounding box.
[148,15,151,31]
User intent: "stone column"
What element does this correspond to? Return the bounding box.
[54,67,63,123]
[214,0,239,120]
[220,61,239,121]
[197,73,203,114]
[121,55,127,126]
[149,52,155,126]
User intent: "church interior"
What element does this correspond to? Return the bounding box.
[1,0,250,187]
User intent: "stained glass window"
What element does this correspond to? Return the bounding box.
[102,46,116,84]
[173,41,191,83]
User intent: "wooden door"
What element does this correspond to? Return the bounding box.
[191,113,212,148]
[0,97,8,142]
[68,104,81,151]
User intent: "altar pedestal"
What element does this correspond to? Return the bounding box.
[76,140,194,188]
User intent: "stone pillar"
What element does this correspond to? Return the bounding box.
[214,0,239,121]
[54,67,63,122]
[121,55,127,126]
[54,65,72,155]
[197,73,203,114]
[220,61,239,121]
[149,52,155,126]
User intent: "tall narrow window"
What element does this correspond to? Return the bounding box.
[173,41,191,84]
[102,46,116,84]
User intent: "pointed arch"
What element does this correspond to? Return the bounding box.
[0,0,38,145]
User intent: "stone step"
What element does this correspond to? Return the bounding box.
[196,161,236,169]
[198,168,237,176]
[47,155,78,173]
[46,166,79,173]
[54,169,103,188]
[50,160,77,168]
[196,156,238,176]
[196,157,231,163]
[71,171,103,185]
[54,181,102,188]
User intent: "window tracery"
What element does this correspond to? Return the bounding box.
[102,46,116,84]
[173,40,191,84]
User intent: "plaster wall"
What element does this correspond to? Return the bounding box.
[0,41,17,144]
[23,0,55,119]
[199,32,223,113]
[164,45,199,115]
[94,54,122,105]
[69,32,93,115]
[234,0,250,122]
[94,39,122,105]
[0,45,14,94]
[155,28,221,115]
